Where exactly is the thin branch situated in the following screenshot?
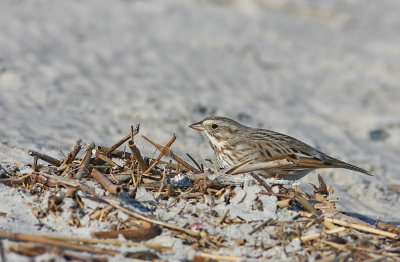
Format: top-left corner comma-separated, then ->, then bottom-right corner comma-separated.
142,135 -> 200,173
186,153 -> 202,172
250,172 -> 273,193
145,135 -> 176,173
103,124 -> 139,156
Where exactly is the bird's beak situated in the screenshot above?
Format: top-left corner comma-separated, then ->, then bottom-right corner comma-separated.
189,121 -> 205,131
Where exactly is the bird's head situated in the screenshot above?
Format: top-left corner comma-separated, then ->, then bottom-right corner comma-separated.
189,116 -> 244,148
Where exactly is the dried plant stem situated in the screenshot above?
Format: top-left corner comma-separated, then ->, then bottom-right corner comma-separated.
45,235 -> 171,252
28,150 -> 61,166
294,192 -> 321,216
376,221 -> 400,234
297,227 -> 348,242
0,151 -> 23,165
158,167 -> 167,193
0,230 -> 120,256
0,178 -> 24,186
37,172 -> 97,195
128,140 -> 148,171
108,201 -> 200,238
217,210 -> 230,225
91,169 -> 122,194
75,142 -> 95,180
250,172 -> 273,193
145,135 -> 176,173
103,124 -> 139,156
142,135 -> 200,173
92,149 -> 118,167
325,217 -> 398,239
186,153 -> 202,172
90,206 -> 113,221
60,138 -> 82,166
260,191 -> 293,199
198,252 -> 241,261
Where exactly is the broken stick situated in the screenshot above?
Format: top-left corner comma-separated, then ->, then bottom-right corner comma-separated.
91,169 -> 122,194
142,135 -> 200,173
75,142 -> 95,180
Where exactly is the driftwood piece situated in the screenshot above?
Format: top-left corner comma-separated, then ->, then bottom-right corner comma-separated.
91,169 -> 122,194
75,142 -> 95,180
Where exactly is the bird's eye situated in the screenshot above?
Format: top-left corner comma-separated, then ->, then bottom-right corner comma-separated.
211,124 -> 219,129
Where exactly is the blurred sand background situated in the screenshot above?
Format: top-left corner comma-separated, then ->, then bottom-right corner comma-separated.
0,0 -> 399,222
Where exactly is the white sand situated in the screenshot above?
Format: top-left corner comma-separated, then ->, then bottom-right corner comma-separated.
0,0 -> 399,260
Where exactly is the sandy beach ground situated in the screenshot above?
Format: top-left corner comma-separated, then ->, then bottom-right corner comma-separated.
0,0 -> 399,260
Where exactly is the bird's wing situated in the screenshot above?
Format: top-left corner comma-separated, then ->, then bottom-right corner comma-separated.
250,129 -> 372,176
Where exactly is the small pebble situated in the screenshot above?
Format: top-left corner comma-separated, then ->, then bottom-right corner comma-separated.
170,173 -> 193,188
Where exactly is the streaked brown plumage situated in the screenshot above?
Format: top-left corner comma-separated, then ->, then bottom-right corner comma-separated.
189,116 -> 372,180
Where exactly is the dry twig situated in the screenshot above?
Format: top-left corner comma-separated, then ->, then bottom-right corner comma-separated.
145,135 -> 176,173
103,124 -> 139,155
128,140 -> 148,171
28,150 -> 61,166
142,135 -> 200,173
91,169 -> 122,194
75,142 -> 95,180
325,217 -> 398,239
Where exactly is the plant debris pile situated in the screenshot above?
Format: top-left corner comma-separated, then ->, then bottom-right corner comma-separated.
0,125 -> 399,261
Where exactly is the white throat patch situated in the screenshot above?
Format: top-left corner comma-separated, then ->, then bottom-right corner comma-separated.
203,132 -> 223,150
